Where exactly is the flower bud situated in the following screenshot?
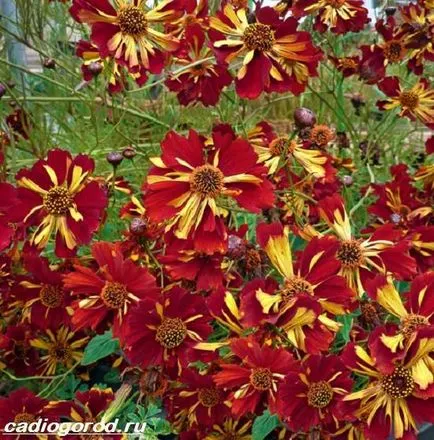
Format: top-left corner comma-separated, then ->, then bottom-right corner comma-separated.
130,217 -> 147,235
88,62 -> 103,77
122,146 -> 137,159
43,58 -> 56,69
106,151 -> 124,167
294,107 -> 316,128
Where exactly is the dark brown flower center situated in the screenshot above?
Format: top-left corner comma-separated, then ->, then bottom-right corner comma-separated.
381,366 -> 414,399
307,381 -> 334,408
270,137 -> 290,156
401,314 -> 429,340
49,344 -> 72,362
43,186 -> 73,215
118,6 -> 147,36
243,24 -> 275,52
156,317 -> 187,349
100,282 -> 128,309
190,164 -> 224,198
198,387 -> 221,407
337,240 -> 364,269
245,248 -> 262,271
384,41 -> 404,62
282,276 -> 314,302
399,91 -> 419,110
14,412 -> 36,424
250,367 -> 273,391
40,284 -> 64,308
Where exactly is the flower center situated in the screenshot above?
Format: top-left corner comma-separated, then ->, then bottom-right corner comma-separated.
307,381 -> 334,408
198,387 -> 221,407
401,314 -> 429,340
190,164 -> 224,198
381,366 -> 414,399
336,240 -> 364,269
250,367 -> 273,391
399,91 -> 419,110
118,6 -> 147,36
40,284 -> 64,308
156,317 -> 187,349
282,276 -> 314,302
384,41 -> 403,62
100,282 -> 128,309
326,0 -> 346,7
244,248 -> 262,271
340,57 -> 358,70
14,412 -> 36,424
43,186 -> 73,215
310,125 -> 334,147
270,137 -> 290,156
49,344 -> 72,362
243,24 -> 275,52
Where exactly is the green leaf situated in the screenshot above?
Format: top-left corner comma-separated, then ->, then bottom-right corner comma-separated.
252,410 -> 280,440
81,331 -> 120,366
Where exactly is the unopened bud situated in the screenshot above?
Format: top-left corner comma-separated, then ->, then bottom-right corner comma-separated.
294,107 -> 316,128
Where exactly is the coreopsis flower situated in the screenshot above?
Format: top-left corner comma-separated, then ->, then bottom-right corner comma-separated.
318,194 -> 417,296
160,233 -> 224,291
15,254 -> 72,329
166,369 -> 231,430
330,55 -> 360,77
0,182 -> 17,251
342,329 -> 434,439
30,327 -> 88,375
166,0 -> 209,36
277,355 -> 352,432
210,5 -> 322,99
366,273 -> 434,354
254,222 -> 355,319
144,127 -> 274,254
0,388 -> 52,439
76,40 -> 148,93
213,336 -> 297,417
292,0 -> 369,34
122,286 -> 212,369
15,149 -> 107,257
309,124 -> 335,148
0,325 -> 39,376
203,419 -> 252,440
377,76 -> 434,129
165,24 -> 232,106
69,0 -> 181,71
64,241 -> 158,338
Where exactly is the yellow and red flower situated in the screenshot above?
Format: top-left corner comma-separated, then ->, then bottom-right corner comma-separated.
70,0 -> 181,71
292,0 -> 369,34
277,355 -> 352,432
210,5 -> 322,99
165,24 -> 232,106
122,286 -> 212,369
15,149 -> 107,257
144,127 -> 274,254
318,194 -> 417,296
377,76 -> 434,129
166,369 -> 231,430
15,254 -> 72,329
342,328 -> 434,439
214,336 -> 297,417
64,241 -> 158,339
30,326 -> 88,376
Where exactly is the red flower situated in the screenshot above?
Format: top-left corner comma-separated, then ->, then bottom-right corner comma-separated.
64,241 -> 158,338
160,233 -> 224,291
70,0 -> 180,71
277,355 -> 352,432
165,369 -> 231,429
0,388 -> 53,439
293,0 -> 369,34
144,127 -> 274,254
122,286 -> 212,369
210,5 -> 322,99
330,55 -> 360,77
165,24 -> 232,106
214,336 -> 297,417
14,254 -> 72,329
0,182 -> 17,252
377,76 -> 434,129
15,149 -> 107,257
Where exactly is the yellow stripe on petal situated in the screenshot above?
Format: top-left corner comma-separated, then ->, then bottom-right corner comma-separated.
43,165 -> 58,186
57,216 -> 77,250
256,289 -> 282,314
18,177 -> 48,194
376,281 -> 407,319
264,228 -> 294,279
